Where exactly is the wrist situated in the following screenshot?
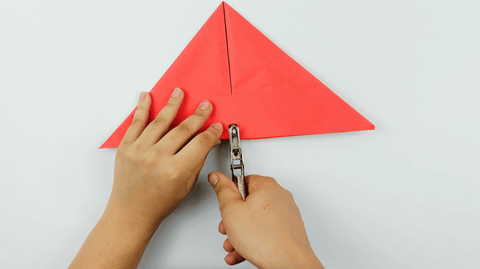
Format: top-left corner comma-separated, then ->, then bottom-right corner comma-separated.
70,201 -> 159,268
103,200 -> 161,237
298,252 -> 324,269
279,249 -> 323,269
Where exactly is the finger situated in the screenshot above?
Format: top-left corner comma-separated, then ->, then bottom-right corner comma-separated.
223,238 -> 234,252
208,172 -> 243,210
120,92 -> 151,146
136,88 -> 183,145
218,220 -> 226,235
225,250 -> 245,265
155,100 -> 213,154
245,174 -> 280,194
175,122 -> 223,166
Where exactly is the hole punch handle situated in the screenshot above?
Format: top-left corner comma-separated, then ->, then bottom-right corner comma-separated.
229,124 -> 247,200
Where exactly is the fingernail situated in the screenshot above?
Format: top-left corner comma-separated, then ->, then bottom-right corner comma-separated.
171,88 -> 181,98
214,140 -> 221,146
200,100 -> 210,110
140,92 -> 147,101
213,122 -> 223,131
208,173 -> 219,186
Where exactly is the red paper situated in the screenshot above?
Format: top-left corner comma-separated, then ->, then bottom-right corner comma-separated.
100,2 -> 374,149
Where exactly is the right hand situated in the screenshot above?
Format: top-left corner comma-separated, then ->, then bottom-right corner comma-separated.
208,172 -> 324,269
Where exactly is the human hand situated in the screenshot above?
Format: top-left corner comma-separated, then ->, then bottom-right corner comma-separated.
108,88 -> 223,229
69,89 -> 223,269
208,172 -> 324,269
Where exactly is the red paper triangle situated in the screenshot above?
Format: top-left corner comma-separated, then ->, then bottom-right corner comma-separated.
100,2 -> 374,149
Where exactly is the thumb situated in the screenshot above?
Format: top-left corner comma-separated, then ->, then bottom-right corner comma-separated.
208,172 -> 243,209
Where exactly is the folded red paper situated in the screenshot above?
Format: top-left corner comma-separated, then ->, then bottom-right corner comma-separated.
100,2 -> 374,149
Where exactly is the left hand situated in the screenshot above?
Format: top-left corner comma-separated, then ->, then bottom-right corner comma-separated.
107,88 -> 223,229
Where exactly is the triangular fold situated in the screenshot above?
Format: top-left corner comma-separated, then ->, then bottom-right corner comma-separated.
101,2 -> 374,149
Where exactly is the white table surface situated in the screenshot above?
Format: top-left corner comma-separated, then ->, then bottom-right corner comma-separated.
1,0 -> 479,268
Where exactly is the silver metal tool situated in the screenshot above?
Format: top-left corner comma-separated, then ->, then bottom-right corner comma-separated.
229,124 -> 247,200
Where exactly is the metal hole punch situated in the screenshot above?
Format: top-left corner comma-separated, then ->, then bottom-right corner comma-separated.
229,124 -> 247,200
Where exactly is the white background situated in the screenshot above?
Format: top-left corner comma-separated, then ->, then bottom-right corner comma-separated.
1,0 -> 479,268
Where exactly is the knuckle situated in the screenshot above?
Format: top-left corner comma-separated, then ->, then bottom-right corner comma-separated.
123,150 -> 137,163
135,106 -> 147,114
264,176 -> 278,185
138,157 -> 154,172
116,145 -> 132,159
129,142 -> 142,152
198,131 -> 216,147
266,176 -> 277,183
132,118 -> 146,126
177,123 -> 192,135
152,116 -> 167,126
151,146 -> 164,156
215,183 -> 230,193
122,144 -> 142,160
137,151 -> 161,172
284,189 -> 294,199
252,175 -> 277,188
135,106 -> 145,113
164,167 -> 181,180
